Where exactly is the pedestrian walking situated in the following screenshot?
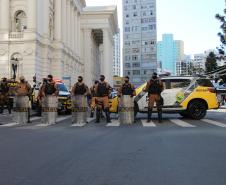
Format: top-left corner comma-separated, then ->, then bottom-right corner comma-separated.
143,72 -> 164,123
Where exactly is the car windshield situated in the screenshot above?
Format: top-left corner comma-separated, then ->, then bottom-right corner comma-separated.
57,84 -> 68,92
196,79 -> 213,87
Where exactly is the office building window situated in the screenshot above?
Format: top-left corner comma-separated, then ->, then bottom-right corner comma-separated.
133,70 -> 140,75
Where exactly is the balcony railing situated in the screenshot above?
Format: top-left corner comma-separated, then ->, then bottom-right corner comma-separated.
9,32 -> 24,39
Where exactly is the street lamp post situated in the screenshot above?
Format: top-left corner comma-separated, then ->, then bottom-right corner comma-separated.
11,57 -> 19,81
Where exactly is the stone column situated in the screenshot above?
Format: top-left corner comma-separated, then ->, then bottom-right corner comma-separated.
74,10 -> 78,56
54,0 -> 62,40
103,29 -> 113,85
70,3 -> 73,49
66,0 -> 70,47
27,0 -> 36,32
77,12 -> 81,58
62,0 -> 67,44
0,0 -> 9,32
72,8 -> 75,52
83,29 -> 92,86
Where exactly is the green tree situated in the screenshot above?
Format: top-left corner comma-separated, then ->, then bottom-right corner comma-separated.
215,9 -> 226,59
205,52 -> 217,73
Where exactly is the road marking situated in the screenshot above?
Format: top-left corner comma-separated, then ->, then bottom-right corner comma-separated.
87,118 -> 95,123
56,116 -> 71,123
0,122 -> 19,127
71,123 -> 86,127
106,120 -> 120,127
30,117 -> 41,122
202,119 -> 226,127
170,119 -> 196,127
141,119 -> 156,127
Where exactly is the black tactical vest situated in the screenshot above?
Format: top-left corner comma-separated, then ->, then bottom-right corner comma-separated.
0,82 -> 9,94
122,83 -> 133,95
97,82 -> 108,97
148,79 -> 161,95
74,83 -> 86,95
45,82 -> 56,95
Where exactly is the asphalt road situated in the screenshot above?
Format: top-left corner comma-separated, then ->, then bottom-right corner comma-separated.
0,110 -> 226,185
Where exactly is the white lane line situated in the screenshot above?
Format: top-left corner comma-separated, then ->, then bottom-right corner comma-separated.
202,119 -> 226,128
30,117 -> 41,121
141,119 -> 156,127
0,122 -> 19,127
35,116 -> 71,127
87,118 -> 95,123
170,119 -> 196,128
71,123 -> 86,127
106,120 -> 120,127
56,116 -> 71,123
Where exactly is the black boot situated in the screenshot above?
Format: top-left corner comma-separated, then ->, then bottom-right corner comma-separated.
105,108 -> 111,123
158,109 -> 162,123
95,108 -> 100,123
0,105 -> 3,114
27,108 -> 31,123
90,111 -> 94,118
7,103 -> 11,114
147,108 -> 152,123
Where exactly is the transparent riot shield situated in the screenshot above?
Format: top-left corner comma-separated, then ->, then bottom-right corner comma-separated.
119,95 -> 134,124
42,96 -> 58,125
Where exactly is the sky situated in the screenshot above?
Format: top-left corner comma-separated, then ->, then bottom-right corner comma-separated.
86,0 -> 225,55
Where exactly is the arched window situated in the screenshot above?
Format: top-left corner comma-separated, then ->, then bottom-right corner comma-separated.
14,11 -> 27,32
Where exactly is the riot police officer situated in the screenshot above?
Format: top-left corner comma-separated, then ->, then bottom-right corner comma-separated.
0,77 -> 11,114
95,75 -> 112,123
90,80 -> 99,118
41,75 -> 59,124
42,75 -> 58,97
118,76 -> 136,124
14,76 -> 32,124
143,72 -> 164,123
71,76 -> 89,124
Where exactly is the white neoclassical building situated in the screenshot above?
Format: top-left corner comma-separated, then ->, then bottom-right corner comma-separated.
0,0 -> 118,87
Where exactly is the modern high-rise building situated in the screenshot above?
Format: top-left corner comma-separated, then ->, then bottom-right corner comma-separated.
123,0 -> 157,87
157,34 -> 184,75
113,30 -> 121,76
193,53 -> 206,73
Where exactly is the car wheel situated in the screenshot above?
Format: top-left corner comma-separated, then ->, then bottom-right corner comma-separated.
188,100 -> 207,120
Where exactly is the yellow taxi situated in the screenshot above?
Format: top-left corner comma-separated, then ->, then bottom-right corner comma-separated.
110,77 -> 220,120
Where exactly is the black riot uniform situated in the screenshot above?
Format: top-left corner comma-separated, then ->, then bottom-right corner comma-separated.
0,78 -> 11,114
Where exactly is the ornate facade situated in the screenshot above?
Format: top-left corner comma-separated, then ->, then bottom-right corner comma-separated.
0,0 -> 118,87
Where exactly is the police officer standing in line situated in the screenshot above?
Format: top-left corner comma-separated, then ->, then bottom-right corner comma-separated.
71,76 -> 89,124
118,76 -> 136,124
143,72 -> 164,123
36,78 -> 47,116
15,76 -> 32,124
15,76 -> 32,97
41,75 -> 59,124
0,77 -> 11,114
90,80 -> 99,118
41,75 -> 58,97
71,76 -> 89,97
95,75 -> 112,123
